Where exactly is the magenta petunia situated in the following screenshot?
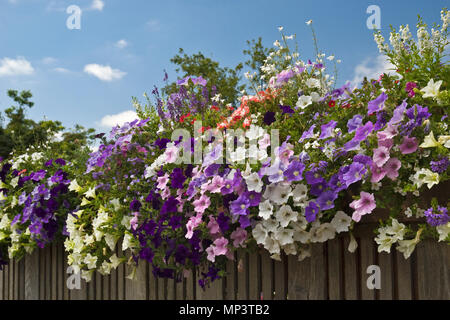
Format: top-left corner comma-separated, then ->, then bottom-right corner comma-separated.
399,136 -> 418,154
350,191 -> 376,222
372,146 -> 390,167
383,157 -> 401,180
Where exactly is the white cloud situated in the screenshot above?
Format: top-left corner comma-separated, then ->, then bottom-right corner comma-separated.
53,67 -> 70,73
83,64 -> 126,81
0,57 -> 34,77
99,110 -> 138,128
115,39 -> 128,49
351,55 -> 397,86
90,0 -> 104,11
42,57 -> 57,65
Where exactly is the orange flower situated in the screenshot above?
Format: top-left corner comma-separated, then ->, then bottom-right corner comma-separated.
18,169 -> 27,176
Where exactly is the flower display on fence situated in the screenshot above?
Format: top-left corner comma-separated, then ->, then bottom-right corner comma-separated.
0,10 -> 449,289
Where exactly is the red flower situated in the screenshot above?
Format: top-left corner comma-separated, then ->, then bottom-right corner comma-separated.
328,100 -> 336,108
211,105 -> 219,111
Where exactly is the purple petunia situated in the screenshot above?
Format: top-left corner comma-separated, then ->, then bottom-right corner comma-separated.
367,92 -> 388,114
347,115 -> 363,133
284,161 -> 305,182
230,196 -> 250,216
316,190 -> 338,210
305,201 -> 320,222
263,111 -> 276,126
318,120 -> 337,140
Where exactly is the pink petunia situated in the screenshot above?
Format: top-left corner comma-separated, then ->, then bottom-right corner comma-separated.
206,246 -> 216,262
383,157 -> 401,180
230,228 -> 248,248
377,125 -> 398,140
399,136 -> 418,154
157,174 -> 169,189
372,146 -> 390,167
213,237 -> 229,256
350,191 -> 376,222
378,138 -> 393,150
207,216 -> 220,235
192,194 -> 211,214
370,163 -> 387,183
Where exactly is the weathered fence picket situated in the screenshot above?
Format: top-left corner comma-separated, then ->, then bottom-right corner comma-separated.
0,234 -> 448,300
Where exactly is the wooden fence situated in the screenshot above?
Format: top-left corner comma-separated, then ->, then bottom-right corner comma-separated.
1,225 -> 449,300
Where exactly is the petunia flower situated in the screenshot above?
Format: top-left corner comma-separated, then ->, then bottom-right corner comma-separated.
367,92 -> 388,114
399,136 -> 418,154
372,146 -> 390,167
350,191 -> 376,222
383,157 -> 401,180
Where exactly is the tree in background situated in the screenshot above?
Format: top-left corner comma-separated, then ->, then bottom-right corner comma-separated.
0,90 -> 96,160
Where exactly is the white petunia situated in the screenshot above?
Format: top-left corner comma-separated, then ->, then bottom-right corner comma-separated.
420,79 -> 443,98
264,237 -> 280,254
305,78 -> 321,88
436,223 -> 450,242
270,184 -> 292,205
283,243 -> 297,255
291,184 -> 308,202
296,95 -> 312,109
252,223 -> 268,244
258,200 -> 273,220
274,227 -> 294,246
69,179 -> 82,193
84,253 -> 98,269
310,223 -> 335,243
331,211 -> 352,233
244,172 -> 263,193
84,187 -> 96,199
262,218 -> 279,233
275,205 -> 297,227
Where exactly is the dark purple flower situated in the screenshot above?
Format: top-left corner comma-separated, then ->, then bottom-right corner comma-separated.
170,168 -> 186,189
160,196 -> 179,215
217,212 -> 230,232
174,245 -> 189,265
279,104 -> 294,114
263,111 -> 276,126
154,138 -> 171,150
309,181 -> 327,197
55,158 -> 66,166
168,215 -> 183,229
239,216 -> 251,229
140,247 -> 154,263
130,199 -> 142,212
304,170 -> 325,185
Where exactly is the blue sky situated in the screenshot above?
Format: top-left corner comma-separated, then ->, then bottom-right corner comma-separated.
0,0 -> 447,133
